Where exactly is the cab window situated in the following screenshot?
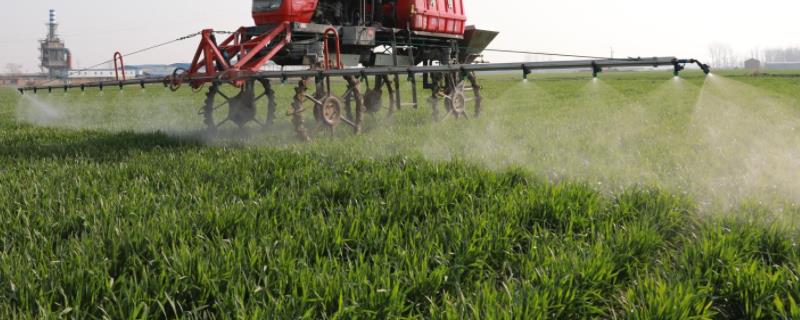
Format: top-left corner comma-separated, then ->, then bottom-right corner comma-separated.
253,0 -> 283,12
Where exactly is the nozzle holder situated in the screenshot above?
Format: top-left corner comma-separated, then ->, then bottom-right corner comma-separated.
673,62 -> 685,77
591,62 -> 602,78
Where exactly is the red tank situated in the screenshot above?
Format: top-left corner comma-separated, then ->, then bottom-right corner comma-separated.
395,0 -> 466,35
252,0 -> 318,25
252,0 -> 466,36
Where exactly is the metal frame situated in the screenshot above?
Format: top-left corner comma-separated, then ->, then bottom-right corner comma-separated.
185,22 -> 292,88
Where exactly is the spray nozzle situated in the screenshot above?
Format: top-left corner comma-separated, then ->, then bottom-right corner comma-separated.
699,63 -> 711,75
591,62 -> 602,78
522,65 -> 531,80
673,63 -> 685,77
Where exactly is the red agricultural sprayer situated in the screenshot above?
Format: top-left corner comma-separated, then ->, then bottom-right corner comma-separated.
18,0 -> 710,140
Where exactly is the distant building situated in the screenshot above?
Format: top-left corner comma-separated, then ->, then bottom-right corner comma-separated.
130,65 -> 180,78
68,69 -> 140,80
0,74 -> 51,87
0,76 -> 20,86
744,58 -> 761,70
764,62 -> 800,71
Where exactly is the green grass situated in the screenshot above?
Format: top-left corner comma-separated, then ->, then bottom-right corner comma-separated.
1,71 -> 799,319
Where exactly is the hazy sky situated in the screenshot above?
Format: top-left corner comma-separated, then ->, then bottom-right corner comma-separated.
1,0 -> 798,72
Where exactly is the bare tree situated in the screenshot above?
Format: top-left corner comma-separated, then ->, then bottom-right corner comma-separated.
4,63 -> 22,75
749,47 -> 763,61
709,43 -> 739,69
764,47 -> 800,63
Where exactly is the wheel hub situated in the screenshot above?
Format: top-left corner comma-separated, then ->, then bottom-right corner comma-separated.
449,82 -> 467,115
316,95 -> 342,127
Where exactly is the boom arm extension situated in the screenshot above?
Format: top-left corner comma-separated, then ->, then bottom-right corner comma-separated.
17,57 -> 710,94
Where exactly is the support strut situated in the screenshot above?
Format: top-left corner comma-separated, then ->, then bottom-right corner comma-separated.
344,75 -> 364,134
384,75 -> 396,116
430,73 -> 442,120
466,72 -> 482,117
203,83 -> 219,133
291,78 -> 310,141
258,79 -> 277,125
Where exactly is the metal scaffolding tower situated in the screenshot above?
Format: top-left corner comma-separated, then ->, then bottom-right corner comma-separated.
39,9 -> 71,79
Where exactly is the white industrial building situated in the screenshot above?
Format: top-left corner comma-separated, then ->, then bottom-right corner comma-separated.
68,69 -> 140,79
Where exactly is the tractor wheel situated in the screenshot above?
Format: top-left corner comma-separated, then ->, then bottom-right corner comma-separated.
203,80 -> 258,132
448,81 -> 467,118
227,82 -> 257,128
440,72 -> 481,120
309,76 -> 363,137
364,89 -> 383,114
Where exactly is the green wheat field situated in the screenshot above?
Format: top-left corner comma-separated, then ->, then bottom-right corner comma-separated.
1,71 -> 799,318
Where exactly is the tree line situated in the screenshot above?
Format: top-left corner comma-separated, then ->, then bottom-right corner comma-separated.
708,44 -> 800,69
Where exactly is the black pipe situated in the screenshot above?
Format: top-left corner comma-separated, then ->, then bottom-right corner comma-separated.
697,62 -> 711,74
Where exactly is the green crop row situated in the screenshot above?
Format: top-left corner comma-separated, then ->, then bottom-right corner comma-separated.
1,72 -> 799,319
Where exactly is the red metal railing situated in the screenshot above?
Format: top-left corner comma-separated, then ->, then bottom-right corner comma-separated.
322,27 -> 343,70
113,52 -> 126,81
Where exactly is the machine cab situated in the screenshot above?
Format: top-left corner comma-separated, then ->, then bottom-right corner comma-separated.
252,0 -> 318,25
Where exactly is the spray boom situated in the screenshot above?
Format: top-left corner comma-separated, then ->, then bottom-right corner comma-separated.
673,59 -> 712,76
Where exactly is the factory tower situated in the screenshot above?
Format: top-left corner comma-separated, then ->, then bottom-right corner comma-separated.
39,9 -> 71,79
